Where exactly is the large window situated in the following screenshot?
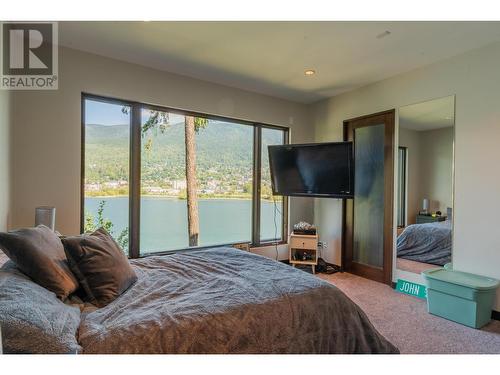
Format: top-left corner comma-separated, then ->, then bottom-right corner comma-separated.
82,99 -> 130,254
82,94 -> 288,257
260,127 -> 285,242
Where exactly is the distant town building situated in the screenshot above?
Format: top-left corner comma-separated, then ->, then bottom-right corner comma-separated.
172,179 -> 187,190
104,181 -> 120,188
144,187 -> 168,194
85,183 -> 101,192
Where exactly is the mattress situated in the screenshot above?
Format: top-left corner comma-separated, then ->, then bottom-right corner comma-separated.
397,221 -> 452,266
77,247 -> 398,354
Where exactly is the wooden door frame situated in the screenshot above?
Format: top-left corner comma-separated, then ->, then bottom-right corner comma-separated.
342,109 -> 395,285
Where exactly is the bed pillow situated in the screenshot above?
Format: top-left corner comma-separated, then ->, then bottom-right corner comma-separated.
0,225 -> 79,300
61,228 -> 137,307
0,266 -> 82,354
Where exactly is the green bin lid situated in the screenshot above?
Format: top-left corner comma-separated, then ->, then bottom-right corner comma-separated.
422,268 -> 499,290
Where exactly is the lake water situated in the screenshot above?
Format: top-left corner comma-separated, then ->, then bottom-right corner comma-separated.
85,197 -> 282,254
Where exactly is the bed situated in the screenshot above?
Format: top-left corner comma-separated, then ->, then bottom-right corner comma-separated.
396,220 -> 452,266
1,247 -> 398,354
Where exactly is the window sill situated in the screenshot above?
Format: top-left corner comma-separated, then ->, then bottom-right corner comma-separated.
250,240 -> 287,249
132,240 -> 287,259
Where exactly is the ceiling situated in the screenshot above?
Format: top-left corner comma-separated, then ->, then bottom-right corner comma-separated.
59,22 -> 500,103
399,95 -> 455,131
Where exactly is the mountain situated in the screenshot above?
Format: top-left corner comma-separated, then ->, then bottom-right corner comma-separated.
85,120 -> 282,188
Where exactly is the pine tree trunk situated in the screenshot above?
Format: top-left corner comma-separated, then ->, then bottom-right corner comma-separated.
184,116 -> 199,247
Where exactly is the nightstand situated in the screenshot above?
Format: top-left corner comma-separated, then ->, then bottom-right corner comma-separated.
416,214 -> 446,224
289,233 -> 318,274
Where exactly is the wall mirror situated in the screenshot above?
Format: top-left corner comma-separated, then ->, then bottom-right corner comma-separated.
396,95 -> 455,275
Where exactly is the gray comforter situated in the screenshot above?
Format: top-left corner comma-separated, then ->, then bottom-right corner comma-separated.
397,221 -> 452,266
78,248 -> 397,354
0,262 -> 82,354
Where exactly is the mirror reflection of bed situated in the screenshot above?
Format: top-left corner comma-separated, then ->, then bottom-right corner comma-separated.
396,96 -> 455,275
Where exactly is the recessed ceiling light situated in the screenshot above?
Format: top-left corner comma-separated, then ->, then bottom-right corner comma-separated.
305,69 -> 316,76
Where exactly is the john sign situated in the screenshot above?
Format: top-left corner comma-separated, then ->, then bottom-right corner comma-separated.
396,279 -> 427,299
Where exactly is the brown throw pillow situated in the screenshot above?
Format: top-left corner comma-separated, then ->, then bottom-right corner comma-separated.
61,228 -> 137,307
0,225 -> 79,300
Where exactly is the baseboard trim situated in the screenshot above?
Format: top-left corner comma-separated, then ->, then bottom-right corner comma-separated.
492,310 -> 500,321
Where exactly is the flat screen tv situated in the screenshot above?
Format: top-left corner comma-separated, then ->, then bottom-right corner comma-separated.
268,142 -> 354,198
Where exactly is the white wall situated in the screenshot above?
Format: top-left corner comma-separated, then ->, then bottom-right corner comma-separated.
312,41 -> 500,310
399,127 -> 422,225
10,46 -> 314,259
0,90 -> 11,231
399,127 -> 454,223
419,127 -> 454,214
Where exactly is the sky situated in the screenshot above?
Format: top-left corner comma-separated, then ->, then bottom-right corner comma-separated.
83,98 -> 281,140
85,99 -> 129,125
85,98 -> 185,126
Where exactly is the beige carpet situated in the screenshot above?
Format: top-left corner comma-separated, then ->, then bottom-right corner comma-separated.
396,258 -> 439,274
318,271 -> 500,354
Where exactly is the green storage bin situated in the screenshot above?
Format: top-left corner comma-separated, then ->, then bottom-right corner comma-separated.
422,268 -> 499,328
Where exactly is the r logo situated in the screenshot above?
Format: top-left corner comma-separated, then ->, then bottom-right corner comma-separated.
1,22 -> 58,89
2,23 -> 53,75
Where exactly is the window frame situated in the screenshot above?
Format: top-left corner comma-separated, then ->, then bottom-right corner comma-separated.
81,92 -> 289,258
255,125 -> 289,244
397,146 -> 408,227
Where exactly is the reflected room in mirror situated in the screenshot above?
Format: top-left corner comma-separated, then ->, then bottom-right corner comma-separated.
396,96 -> 455,274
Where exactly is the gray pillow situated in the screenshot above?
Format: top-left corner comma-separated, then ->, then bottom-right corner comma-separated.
61,228 -> 137,307
0,267 -> 82,354
0,225 -> 79,300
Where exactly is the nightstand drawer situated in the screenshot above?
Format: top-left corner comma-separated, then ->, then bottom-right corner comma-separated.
290,237 -> 317,249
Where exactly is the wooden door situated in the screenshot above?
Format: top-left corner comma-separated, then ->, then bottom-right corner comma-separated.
343,110 -> 395,285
